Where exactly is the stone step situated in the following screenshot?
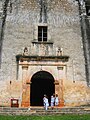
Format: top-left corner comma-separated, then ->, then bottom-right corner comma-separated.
0,111 -> 90,115
0,107 -> 90,115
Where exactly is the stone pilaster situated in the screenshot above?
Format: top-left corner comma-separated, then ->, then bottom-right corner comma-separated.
21,64 -> 30,107
57,67 -> 64,107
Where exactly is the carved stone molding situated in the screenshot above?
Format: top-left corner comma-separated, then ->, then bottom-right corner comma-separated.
22,65 -> 28,70
16,55 -> 69,62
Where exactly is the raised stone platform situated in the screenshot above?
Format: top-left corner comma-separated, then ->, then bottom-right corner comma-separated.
0,106 -> 90,115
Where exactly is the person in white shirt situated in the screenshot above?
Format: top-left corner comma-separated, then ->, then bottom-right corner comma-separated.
55,94 -> 59,106
51,94 -> 55,109
43,95 -> 49,110
43,94 -> 46,108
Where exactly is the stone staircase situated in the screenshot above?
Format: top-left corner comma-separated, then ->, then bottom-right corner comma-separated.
0,106 -> 90,115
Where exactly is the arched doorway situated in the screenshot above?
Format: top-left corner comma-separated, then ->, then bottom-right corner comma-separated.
30,71 -> 55,106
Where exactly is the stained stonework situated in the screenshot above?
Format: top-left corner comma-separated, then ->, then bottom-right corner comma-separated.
64,80 -> 90,106
0,0 -> 90,107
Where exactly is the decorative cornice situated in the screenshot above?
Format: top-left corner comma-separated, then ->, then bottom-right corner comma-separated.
16,54 -> 69,62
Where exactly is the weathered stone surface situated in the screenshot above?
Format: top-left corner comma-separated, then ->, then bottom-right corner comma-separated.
0,0 -> 90,107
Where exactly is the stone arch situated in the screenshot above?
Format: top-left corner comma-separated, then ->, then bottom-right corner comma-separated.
30,70 -> 55,106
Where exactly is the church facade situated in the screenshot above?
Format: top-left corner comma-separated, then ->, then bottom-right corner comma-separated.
0,0 -> 90,107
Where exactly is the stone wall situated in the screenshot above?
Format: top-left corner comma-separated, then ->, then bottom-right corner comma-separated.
1,0 -> 85,81
0,0 -> 90,107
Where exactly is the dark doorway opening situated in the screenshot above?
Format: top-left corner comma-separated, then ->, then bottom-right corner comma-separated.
30,71 -> 55,106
